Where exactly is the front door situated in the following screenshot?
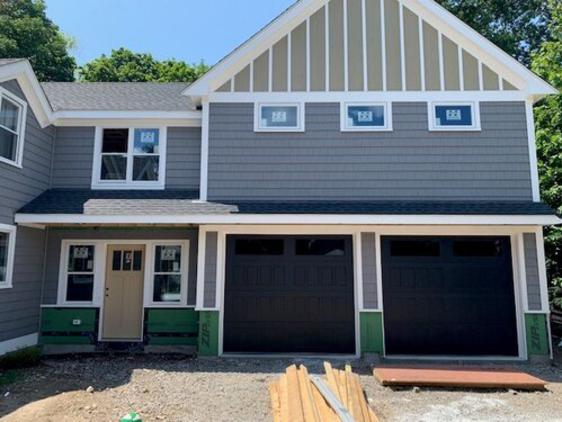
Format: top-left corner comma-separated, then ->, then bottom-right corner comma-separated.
102,245 -> 145,341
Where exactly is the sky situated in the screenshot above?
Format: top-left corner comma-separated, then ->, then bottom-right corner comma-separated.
44,0 -> 296,66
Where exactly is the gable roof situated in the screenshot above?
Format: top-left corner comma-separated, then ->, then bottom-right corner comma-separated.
183,0 -> 557,99
0,59 -> 54,127
41,82 -> 194,112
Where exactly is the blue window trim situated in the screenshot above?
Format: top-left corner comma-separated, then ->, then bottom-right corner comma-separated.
428,101 -> 481,131
341,102 -> 393,132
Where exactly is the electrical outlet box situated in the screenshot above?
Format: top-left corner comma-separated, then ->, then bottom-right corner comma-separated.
72,319 -> 82,326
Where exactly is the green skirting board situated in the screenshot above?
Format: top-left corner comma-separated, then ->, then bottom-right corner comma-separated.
198,311 -> 219,356
360,312 -> 384,354
525,313 -> 550,356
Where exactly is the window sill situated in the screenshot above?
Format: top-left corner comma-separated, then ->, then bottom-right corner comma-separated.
0,284 -> 13,290
428,127 -> 482,132
91,182 -> 165,191
341,127 -> 393,132
144,303 -> 191,308
0,156 -> 22,169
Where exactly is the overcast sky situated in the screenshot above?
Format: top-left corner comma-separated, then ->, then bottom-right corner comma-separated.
44,0 -> 295,65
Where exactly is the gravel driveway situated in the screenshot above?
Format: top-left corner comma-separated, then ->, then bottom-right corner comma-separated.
1,354 -> 561,421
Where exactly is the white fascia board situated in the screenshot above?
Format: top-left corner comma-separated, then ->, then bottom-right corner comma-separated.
14,213 -> 562,226
183,0 -> 326,96
0,60 -> 54,127
53,110 -> 201,120
404,0 -> 557,97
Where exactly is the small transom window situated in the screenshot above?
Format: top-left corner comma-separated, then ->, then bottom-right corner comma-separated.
255,103 -> 304,132
429,102 -> 480,131
93,127 -> 166,189
0,87 -> 27,167
341,103 -> 392,131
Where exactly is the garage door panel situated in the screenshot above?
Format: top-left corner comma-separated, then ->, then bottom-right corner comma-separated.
382,236 -> 518,356
224,235 -> 355,354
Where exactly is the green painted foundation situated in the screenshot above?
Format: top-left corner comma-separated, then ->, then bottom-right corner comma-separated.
525,313 -> 550,356
40,308 -> 99,345
360,312 -> 384,355
198,311 -> 220,356
145,308 -> 199,346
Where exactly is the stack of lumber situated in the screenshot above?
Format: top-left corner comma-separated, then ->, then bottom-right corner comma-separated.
269,363 -> 379,422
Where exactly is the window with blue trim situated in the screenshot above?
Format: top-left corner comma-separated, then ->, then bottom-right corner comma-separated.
430,103 -> 480,130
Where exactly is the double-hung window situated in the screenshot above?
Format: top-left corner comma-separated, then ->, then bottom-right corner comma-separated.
0,87 -> 27,167
0,224 -> 16,289
93,127 -> 166,189
148,241 -> 189,306
429,102 -> 481,131
341,102 -> 392,131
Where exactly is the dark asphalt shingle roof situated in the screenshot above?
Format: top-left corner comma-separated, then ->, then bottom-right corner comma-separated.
40,82 -> 193,112
18,189 -> 557,216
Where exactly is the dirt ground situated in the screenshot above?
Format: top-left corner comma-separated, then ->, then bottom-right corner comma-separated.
1,349 -> 562,422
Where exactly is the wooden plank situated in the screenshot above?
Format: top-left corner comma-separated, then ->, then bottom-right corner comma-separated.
310,381 -> 339,422
344,366 -> 362,420
279,372 -> 290,422
310,375 -> 355,422
286,365 -> 305,422
297,366 -> 320,422
323,362 -> 342,402
269,381 -> 282,422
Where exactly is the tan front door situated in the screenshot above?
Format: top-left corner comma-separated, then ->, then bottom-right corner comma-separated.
102,245 -> 145,341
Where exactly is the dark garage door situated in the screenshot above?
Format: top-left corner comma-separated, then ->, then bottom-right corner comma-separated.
223,235 -> 355,354
382,236 -> 518,356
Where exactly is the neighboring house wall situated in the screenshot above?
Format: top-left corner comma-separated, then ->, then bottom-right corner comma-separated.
0,79 -> 55,224
0,227 -> 46,342
50,126 -> 201,190
207,102 -> 532,201
42,227 -> 199,306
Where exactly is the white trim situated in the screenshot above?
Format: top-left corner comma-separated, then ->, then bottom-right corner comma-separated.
525,99 -> 541,202
209,90 -> 532,103
52,110 -> 201,122
254,102 -> 305,132
510,233 -> 527,359
287,30 -> 292,91
478,60 -> 484,91
143,240 -> 190,307
15,213 -> 561,226
354,232 -> 364,311
268,48 -> 274,92
380,0 -> 387,92
343,0 -> 349,92
375,233 -> 384,310
438,33 -> 444,90
399,1 -> 406,91
428,101 -> 481,131
91,126 -> 167,190
418,15 -> 426,92
195,228 -> 207,310
0,86 -> 28,168
249,61 -> 254,93
199,100 -> 210,201
306,17 -> 311,92
361,0 -> 368,92
0,223 -> 16,289
458,44 -> 465,91
534,228 -> 550,312
325,3 -> 330,92
0,333 -> 38,356
340,101 -> 393,132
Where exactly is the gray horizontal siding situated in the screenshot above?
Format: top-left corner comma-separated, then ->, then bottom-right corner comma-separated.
51,126 -> 201,190
0,79 -> 55,224
523,233 -> 542,311
42,227 -> 199,306
203,232 -> 218,308
207,102 -> 532,201
0,227 -> 45,342
51,127 -> 95,188
361,233 -> 378,309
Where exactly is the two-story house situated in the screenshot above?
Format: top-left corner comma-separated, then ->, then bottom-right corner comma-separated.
0,0 -> 559,360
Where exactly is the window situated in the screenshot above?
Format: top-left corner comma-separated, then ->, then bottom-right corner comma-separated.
254,103 -> 304,132
296,239 -> 345,256
390,240 -> 440,257
341,103 -> 392,131
0,224 -> 16,289
453,240 -> 503,257
429,102 -> 481,131
149,242 -> 189,305
235,239 -> 284,255
0,87 -> 27,167
93,127 -> 166,189
64,244 -> 95,302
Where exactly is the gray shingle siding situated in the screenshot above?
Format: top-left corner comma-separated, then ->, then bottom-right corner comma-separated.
0,80 -> 55,225
50,126 -> 201,190
523,233 -> 543,311
361,233 -> 378,309
203,232 -> 218,308
207,102 -> 532,201
0,227 -> 46,342
42,227 -> 199,306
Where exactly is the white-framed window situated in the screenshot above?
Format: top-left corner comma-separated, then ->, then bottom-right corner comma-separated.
254,103 -> 305,132
341,102 -> 393,132
58,241 -> 100,304
146,240 -> 189,306
0,224 -> 16,289
0,86 -> 27,168
92,126 -> 167,189
428,102 -> 481,131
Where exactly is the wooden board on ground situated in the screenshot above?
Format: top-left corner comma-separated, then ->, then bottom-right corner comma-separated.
373,367 -> 547,391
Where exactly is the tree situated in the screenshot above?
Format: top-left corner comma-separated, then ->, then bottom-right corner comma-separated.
436,0 -> 552,66
532,0 -> 562,295
79,48 -> 209,83
0,0 -> 76,81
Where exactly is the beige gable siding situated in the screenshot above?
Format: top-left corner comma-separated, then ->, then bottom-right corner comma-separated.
224,0 -> 520,93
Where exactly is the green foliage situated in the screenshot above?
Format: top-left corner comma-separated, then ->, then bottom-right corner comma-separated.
0,369 -> 24,388
0,0 -> 76,81
79,48 -> 209,83
435,0 -> 552,66
532,0 -> 562,289
0,346 -> 41,370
